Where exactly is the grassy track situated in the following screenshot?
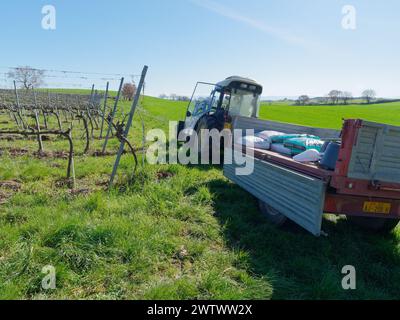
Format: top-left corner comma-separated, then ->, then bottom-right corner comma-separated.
0,95 -> 399,299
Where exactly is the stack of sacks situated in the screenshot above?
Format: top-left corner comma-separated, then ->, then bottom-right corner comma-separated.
236,130 -> 284,150
270,134 -> 319,144
266,134 -> 323,157
236,131 -> 325,164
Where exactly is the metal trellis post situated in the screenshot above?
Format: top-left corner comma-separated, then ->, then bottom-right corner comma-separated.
109,66 -> 148,188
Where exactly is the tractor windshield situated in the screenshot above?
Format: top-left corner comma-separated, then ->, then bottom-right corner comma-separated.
228,89 -> 260,118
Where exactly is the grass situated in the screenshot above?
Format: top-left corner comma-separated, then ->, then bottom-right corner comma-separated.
260,101 -> 400,128
0,94 -> 399,299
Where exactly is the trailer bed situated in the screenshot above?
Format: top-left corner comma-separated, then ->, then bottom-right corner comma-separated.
240,145 -> 333,181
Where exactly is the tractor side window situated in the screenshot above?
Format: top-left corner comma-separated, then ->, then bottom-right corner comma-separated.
221,92 -> 231,110
210,91 -> 221,113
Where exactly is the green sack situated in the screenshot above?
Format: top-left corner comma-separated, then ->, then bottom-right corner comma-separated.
284,137 -> 325,155
270,134 -> 320,144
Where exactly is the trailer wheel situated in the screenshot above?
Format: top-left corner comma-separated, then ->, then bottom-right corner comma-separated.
348,216 -> 400,233
258,200 -> 287,227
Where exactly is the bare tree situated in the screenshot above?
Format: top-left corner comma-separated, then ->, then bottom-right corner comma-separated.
170,93 -> 177,101
159,93 -> 167,99
122,82 -> 137,101
7,66 -> 45,89
341,91 -> 353,105
362,89 -> 376,104
296,95 -> 310,106
328,90 -> 342,104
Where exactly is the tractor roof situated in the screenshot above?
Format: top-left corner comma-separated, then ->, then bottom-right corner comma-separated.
216,76 -> 263,94
216,76 -> 260,88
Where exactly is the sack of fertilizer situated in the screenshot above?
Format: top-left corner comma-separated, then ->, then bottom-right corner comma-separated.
283,137 -> 325,155
293,149 -> 321,163
236,135 -> 270,150
270,143 -> 292,156
255,130 -> 284,143
270,134 -> 320,144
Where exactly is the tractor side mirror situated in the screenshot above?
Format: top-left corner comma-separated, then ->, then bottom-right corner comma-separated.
186,111 -> 192,117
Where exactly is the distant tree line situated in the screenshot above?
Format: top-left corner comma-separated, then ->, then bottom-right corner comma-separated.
295,89 -> 377,106
159,93 -> 190,101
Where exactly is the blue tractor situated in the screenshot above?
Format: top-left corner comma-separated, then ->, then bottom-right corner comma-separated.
177,76 -> 263,147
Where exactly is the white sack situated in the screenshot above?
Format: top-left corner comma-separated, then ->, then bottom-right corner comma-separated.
236,135 -> 271,150
293,149 -> 321,163
255,130 -> 284,142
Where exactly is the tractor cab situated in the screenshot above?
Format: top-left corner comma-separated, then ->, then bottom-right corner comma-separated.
178,76 -> 263,141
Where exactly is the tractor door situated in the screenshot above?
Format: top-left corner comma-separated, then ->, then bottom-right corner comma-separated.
180,82 -> 218,137
185,97 -> 211,130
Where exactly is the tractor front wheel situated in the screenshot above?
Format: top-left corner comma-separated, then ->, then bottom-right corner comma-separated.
196,116 -> 221,163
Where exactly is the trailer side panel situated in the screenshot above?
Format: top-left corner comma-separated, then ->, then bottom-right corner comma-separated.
224,151 -> 327,236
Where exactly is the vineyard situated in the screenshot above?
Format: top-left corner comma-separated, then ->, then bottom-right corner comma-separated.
0,67 -> 148,191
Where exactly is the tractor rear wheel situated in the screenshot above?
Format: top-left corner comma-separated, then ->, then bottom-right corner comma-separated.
347,216 -> 400,233
258,200 -> 287,227
196,116 -> 222,164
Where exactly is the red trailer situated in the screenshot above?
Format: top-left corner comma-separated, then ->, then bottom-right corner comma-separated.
224,117 -> 400,236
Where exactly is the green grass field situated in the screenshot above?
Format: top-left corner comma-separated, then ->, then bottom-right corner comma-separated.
260,101 -> 400,128
0,95 -> 399,299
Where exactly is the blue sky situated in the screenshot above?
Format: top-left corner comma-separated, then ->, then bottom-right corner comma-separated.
0,0 -> 399,98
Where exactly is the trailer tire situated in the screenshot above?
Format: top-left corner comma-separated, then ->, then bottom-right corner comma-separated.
258,200 -> 287,227
348,216 -> 400,233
